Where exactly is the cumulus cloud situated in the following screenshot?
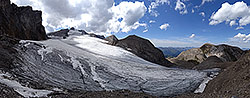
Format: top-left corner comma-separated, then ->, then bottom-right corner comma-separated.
11,0 -> 147,34
148,0 -> 170,17
209,1 -> 250,29
233,33 -> 250,42
175,0 -> 188,15
199,12 -> 205,17
189,34 -> 195,38
160,23 -> 170,30
229,20 -> 237,26
227,33 -> 250,48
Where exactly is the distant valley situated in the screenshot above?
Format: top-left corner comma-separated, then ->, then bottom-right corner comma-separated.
158,47 -> 195,57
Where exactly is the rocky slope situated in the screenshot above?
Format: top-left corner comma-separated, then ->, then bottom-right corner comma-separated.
173,51 -> 250,98
0,0 -> 47,40
105,35 -> 173,67
175,43 -> 244,63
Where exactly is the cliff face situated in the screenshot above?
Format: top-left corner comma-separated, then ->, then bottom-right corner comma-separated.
0,0 -> 47,40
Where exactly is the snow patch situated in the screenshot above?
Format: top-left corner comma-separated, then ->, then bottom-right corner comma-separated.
0,73 -> 53,98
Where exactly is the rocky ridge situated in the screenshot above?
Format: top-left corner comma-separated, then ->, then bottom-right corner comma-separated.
169,43 -> 245,69
105,35 -> 173,67
175,43 -> 244,63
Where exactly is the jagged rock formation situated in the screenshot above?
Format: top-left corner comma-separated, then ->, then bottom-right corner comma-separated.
174,43 -> 244,63
0,0 -> 47,40
115,35 -> 173,67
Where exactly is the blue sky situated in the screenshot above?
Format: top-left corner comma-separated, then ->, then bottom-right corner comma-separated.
11,0 -> 250,48
113,0 -> 250,48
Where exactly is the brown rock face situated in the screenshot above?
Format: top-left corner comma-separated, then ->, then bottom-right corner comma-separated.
0,0 -> 47,40
115,35 -> 173,67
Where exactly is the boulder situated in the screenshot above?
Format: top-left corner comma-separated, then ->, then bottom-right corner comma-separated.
0,0 -> 47,40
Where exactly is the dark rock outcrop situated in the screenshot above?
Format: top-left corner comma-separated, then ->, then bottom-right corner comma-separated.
105,35 -> 118,45
47,29 -> 70,39
89,33 -> 105,39
114,35 -> 173,67
0,35 -> 19,71
0,0 -> 47,40
192,56 -> 224,70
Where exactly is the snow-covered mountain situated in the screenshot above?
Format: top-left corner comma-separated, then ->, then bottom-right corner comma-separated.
0,30 -> 212,97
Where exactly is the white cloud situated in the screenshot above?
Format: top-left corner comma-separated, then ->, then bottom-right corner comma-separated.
143,29 -> 148,33
236,27 -> 244,30
109,1 -> 147,33
233,33 -> 250,42
226,33 -> 250,48
148,0 -> 170,17
229,20 -> 237,26
201,0 -> 213,5
192,9 -> 195,13
209,1 -> 250,28
11,0 -> 147,34
189,34 -> 195,38
175,0 -> 188,15
199,12 -> 205,17
160,23 -> 170,30
149,20 -> 156,23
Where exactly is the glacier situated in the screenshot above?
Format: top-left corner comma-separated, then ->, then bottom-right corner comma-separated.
9,30 -> 208,97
